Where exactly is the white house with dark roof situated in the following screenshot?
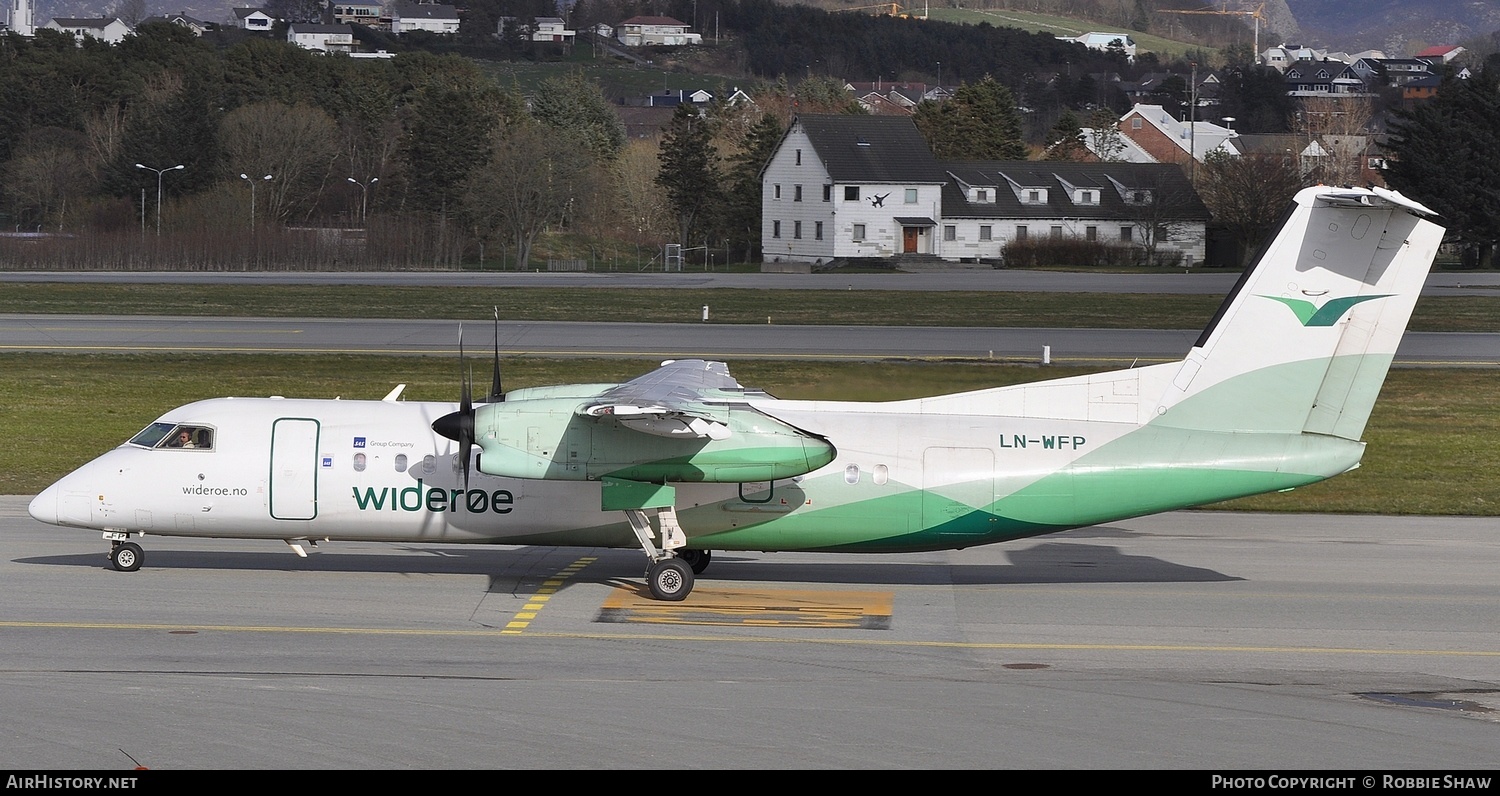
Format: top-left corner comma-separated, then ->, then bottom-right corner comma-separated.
43,16 -> 131,43
1073,31 -> 1136,62
760,114 -> 947,262
232,7 -> 275,30
288,22 -> 354,51
762,114 -> 1209,265
392,4 -> 459,34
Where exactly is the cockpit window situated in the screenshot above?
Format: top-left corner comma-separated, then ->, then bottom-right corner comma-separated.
129,423 -> 214,451
128,422 -> 174,448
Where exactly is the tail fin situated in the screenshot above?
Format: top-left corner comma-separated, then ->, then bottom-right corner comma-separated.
1154,186 -> 1444,439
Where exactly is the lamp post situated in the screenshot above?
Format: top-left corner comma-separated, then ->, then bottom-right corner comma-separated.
347,176 -> 378,224
239,173 -> 273,230
135,163 -> 184,236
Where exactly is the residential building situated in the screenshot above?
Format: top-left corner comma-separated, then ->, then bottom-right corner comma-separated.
43,17 -> 131,44
1073,31 -> 1136,61
142,12 -> 212,35
331,2 -> 384,27
391,4 -> 459,34
532,16 -> 574,42
760,114 -> 1209,265
287,22 -> 354,51
1118,104 -> 1237,165
1282,59 -> 1370,96
615,16 -> 700,46
231,7 -> 276,30
761,114 -> 946,263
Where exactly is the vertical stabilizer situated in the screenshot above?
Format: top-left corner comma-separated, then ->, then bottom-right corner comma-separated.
1152,186 -> 1444,438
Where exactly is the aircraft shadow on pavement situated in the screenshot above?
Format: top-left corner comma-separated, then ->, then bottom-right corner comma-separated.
20,540 -> 1239,587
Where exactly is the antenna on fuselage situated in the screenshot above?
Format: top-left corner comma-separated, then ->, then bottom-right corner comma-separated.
487,306 -> 504,403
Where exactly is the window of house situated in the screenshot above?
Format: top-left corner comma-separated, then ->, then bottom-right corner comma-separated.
944,225 -> 956,241
1079,190 -> 1094,204
773,184 -> 781,200
852,224 -> 865,241
979,225 -> 992,241
905,188 -> 918,203
1131,117 -> 1142,129
1027,190 -> 1040,202
1120,226 -> 1133,242
1016,225 -> 1027,241
772,220 -> 781,238
815,221 -> 823,240
795,148 -> 802,165
976,189 -> 989,202
793,220 -> 802,239
823,184 -> 832,202
1050,225 -> 1063,240
845,186 -> 860,201
794,184 -> 802,202
1086,226 -> 1097,241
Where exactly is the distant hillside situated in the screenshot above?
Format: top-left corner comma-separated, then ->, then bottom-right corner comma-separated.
1287,0 -> 1500,54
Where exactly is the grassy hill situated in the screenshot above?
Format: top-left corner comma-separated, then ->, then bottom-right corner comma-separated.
923,7 -> 1206,60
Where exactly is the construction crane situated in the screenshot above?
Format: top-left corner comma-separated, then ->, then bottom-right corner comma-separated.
1159,2 -> 1266,56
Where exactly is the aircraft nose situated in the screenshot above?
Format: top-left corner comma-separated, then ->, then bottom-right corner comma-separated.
28,483 -> 59,525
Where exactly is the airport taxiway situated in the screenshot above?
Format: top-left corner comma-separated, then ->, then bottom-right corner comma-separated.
3,497 -> 1497,769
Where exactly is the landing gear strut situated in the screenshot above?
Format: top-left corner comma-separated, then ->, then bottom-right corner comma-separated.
625,506 -> 695,601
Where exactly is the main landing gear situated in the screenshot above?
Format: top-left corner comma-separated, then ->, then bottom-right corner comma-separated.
107,533 -> 143,572
624,506 -> 711,601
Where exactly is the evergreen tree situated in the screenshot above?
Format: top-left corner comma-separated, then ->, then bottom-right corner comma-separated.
1042,111 -> 1088,161
723,112 -> 783,262
530,71 -> 626,163
656,104 -> 723,248
1384,69 -> 1500,268
912,76 -> 1026,160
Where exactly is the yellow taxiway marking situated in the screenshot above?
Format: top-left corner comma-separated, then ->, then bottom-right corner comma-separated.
3,620 -> 1499,658
498,556 -> 596,634
598,587 -> 893,629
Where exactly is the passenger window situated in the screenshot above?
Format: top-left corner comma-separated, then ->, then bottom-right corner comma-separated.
394,454 -> 408,473
844,464 -> 860,484
873,464 -> 889,485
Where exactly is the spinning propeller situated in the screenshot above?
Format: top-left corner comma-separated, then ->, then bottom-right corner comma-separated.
431,309 -> 505,487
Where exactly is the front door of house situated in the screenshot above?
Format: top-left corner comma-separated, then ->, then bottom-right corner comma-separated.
903,227 -> 919,253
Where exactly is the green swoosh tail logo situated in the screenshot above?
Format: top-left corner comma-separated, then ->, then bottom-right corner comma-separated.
1259,294 -> 1393,326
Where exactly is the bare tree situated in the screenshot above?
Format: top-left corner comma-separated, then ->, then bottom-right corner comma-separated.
1198,151 -> 1305,266
1293,95 -> 1375,186
110,0 -> 147,27
3,128 -> 93,231
219,101 -> 341,224
463,123 -> 597,270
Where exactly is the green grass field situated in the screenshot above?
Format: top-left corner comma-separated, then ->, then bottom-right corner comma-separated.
4,283 -> 1499,332
4,353 -> 1497,516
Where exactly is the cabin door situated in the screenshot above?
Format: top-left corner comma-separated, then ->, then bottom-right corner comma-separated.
270,418 -> 320,520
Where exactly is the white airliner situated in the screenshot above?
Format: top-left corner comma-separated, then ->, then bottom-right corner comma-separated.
29,186 -> 1444,600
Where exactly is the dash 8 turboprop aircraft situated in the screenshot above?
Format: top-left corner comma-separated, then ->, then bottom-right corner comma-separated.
30,186 -> 1444,600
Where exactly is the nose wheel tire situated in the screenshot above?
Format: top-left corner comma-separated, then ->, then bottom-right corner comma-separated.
110,542 -> 143,572
647,557 -> 693,601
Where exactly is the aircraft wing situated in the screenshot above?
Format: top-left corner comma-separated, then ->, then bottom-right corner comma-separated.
578,359 -> 743,440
